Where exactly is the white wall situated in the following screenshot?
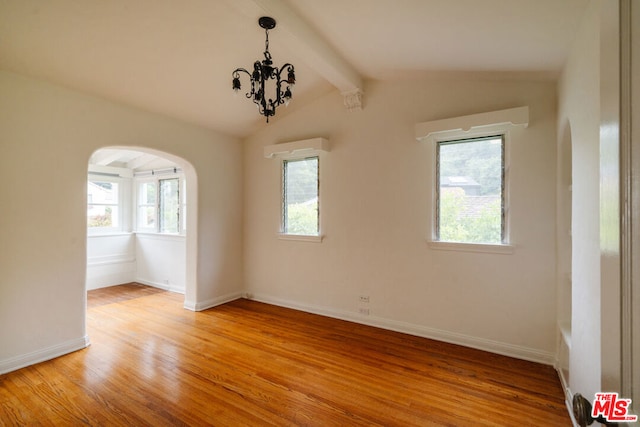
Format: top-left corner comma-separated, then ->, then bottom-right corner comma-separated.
86,234 -> 136,290
86,233 -> 187,294
0,70 -> 243,373
244,74 -> 558,363
557,0 -> 623,403
558,0 -> 601,401
136,233 -> 186,293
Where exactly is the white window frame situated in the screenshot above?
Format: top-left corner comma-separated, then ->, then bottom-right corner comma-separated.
181,178 -> 187,233
87,167 -> 132,235
136,179 -> 158,233
135,173 -> 186,235
264,138 -> 329,243
281,156 -> 320,240
415,107 -> 528,254
434,133 -> 510,252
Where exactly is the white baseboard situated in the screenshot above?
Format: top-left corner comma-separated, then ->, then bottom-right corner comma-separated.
251,293 -> 556,365
184,292 -> 242,312
556,366 -> 579,427
0,335 -> 91,375
135,278 -> 185,294
564,389 -> 579,427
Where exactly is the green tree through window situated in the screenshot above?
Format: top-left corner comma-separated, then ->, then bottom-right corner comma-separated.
159,178 -> 179,233
87,180 -> 119,229
283,157 -> 319,236
437,136 -> 504,244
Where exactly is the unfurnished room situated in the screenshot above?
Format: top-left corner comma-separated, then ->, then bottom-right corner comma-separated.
1,1 -> 639,426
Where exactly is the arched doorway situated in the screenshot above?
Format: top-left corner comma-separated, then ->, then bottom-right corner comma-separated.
86,146 -> 197,306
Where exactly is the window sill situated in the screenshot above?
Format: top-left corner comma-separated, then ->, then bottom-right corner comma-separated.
135,232 -> 186,241
135,231 -> 185,236
278,234 -> 323,243
87,231 -> 133,238
428,240 -> 514,254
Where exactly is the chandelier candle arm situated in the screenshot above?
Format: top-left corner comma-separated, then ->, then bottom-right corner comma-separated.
231,17 -> 296,123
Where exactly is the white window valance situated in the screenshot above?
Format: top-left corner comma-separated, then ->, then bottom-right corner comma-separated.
415,106 -> 529,144
264,138 -> 330,159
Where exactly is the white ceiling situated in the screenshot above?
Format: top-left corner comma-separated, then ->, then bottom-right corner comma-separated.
89,148 -> 178,172
0,0 -> 588,138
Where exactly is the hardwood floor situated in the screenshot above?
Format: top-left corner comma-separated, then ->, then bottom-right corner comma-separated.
86,282 -> 167,309
0,284 -> 571,426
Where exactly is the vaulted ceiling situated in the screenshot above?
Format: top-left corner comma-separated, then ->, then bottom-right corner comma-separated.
0,0 -> 589,138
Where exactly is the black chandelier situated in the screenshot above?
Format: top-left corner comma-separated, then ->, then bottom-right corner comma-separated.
232,16 -> 296,123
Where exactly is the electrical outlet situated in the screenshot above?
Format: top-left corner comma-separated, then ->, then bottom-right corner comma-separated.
359,308 -> 370,315
359,295 -> 370,303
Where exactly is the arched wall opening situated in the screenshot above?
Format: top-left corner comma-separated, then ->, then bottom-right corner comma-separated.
86,146 -> 198,306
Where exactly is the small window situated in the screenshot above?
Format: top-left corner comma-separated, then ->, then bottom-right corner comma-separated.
136,176 -> 184,234
282,156 -> 319,236
159,178 -> 179,233
436,135 -> 505,244
138,181 -> 157,230
87,180 -> 120,229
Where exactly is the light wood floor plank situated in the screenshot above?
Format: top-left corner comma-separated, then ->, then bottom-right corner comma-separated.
0,284 -> 571,426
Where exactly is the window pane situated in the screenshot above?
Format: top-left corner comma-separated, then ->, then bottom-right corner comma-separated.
438,136 -> 503,244
159,178 -> 179,233
88,181 -> 118,204
139,206 -> 157,229
140,182 -> 156,204
87,205 -> 119,228
87,180 -> 119,228
283,157 -> 319,235
182,179 -> 187,232
137,181 -> 157,230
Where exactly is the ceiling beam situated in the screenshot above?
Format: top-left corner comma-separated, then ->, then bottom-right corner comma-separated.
90,150 -> 124,167
126,153 -> 158,171
224,0 -> 364,110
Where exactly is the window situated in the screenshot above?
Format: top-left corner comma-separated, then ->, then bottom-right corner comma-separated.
138,181 -> 157,229
264,137 -> 328,241
159,178 -> 179,233
436,135 -> 505,244
282,156 -> 319,236
87,179 -> 120,229
136,176 -> 185,234
416,106 -> 526,251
